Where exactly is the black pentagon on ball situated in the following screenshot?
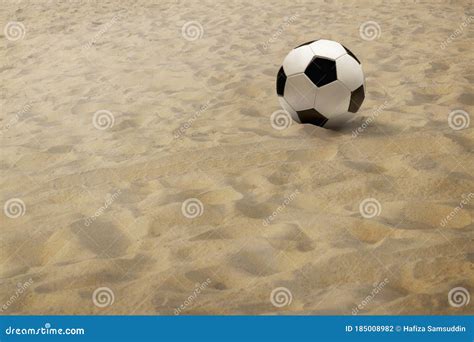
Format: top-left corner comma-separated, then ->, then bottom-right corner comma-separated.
348,85 -> 365,113
296,108 -> 328,127
304,57 -> 337,87
276,66 -> 287,96
342,45 -> 360,64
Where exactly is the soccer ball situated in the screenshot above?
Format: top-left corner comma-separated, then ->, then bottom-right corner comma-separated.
276,39 -> 365,128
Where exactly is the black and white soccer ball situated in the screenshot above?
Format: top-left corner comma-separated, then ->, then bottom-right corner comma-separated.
276,39 -> 365,128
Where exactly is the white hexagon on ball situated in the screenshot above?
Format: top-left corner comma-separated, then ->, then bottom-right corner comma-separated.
282,45 -> 314,76
314,80 -> 351,117
336,54 -> 364,91
284,74 -> 317,112
309,39 -> 346,60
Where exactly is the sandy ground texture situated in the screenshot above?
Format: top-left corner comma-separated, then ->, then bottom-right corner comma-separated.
1,0 -> 473,315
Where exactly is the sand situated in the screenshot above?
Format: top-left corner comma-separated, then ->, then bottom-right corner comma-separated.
1,0 -> 473,315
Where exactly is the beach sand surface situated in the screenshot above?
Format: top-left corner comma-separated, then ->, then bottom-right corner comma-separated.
1,0 -> 473,314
